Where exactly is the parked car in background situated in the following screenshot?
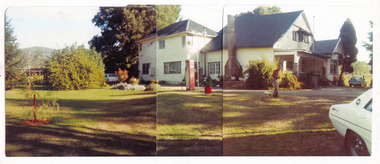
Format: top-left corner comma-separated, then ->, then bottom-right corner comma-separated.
329,89 -> 372,156
105,73 -> 118,83
348,76 -> 366,88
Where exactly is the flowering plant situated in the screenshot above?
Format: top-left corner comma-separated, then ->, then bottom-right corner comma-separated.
115,68 -> 128,83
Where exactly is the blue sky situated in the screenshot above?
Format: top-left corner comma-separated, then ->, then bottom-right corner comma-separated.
5,2 -> 374,62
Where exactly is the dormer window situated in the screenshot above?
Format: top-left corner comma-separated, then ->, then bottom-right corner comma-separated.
293,30 -> 311,44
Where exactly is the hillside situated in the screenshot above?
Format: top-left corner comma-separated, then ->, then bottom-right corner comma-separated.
21,46 -> 56,59
21,46 -> 56,68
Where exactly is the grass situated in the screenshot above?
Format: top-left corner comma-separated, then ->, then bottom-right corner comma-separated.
5,85 -> 156,156
222,92 -> 354,156
156,89 -> 223,155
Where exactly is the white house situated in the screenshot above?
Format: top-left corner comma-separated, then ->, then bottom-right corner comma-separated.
203,10 -> 344,82
137,19 -> 217,84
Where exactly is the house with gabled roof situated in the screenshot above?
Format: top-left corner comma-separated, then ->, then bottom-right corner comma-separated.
137,19 -> 217,84
203,10 -> 344,83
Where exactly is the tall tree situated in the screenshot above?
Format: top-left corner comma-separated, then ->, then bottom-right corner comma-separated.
90,6 -> 156,77
362,21 -> 373,73
338,18 -> 358,82
238,6 -> 281,17
156,5 -> 181,30
5,17 -> 23,89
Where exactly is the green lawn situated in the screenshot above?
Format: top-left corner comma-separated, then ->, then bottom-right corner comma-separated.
5,86 -> 156,156
223,93 -> 353,156
156,89 -> 223,155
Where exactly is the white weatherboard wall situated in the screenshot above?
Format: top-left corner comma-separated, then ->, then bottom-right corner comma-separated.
156,33 -> 213,84
205,50 -> 225,79
139,38 -> 157,82
236,48 -> 275,72
274,13 -> 313,50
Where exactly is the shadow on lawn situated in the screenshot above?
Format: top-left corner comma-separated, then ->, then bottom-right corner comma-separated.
156,91 -> 223,155
157,138 -> 222,156
223,130 -> 348,156
6,122 -> 156,156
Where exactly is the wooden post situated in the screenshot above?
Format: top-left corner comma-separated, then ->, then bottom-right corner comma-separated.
34,94 -> 37,123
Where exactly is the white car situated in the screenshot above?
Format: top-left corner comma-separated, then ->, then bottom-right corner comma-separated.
329,89 -> 372,156
105,73 -> 118,83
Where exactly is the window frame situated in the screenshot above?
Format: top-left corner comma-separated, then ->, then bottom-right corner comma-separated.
159,40 -> 165,49
142,63 -> 150,75
164,61 -> 181,74
208,62 -> 220,75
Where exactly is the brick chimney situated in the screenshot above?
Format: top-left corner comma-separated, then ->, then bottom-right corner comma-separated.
224,15 -> 243,80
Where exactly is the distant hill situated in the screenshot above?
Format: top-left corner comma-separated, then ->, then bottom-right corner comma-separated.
21,46 -> 56,68
21,46 -> 56,59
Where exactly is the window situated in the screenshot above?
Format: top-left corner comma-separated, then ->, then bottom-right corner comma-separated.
292,31 -> 298,41
159,40 -> 165,49
298,33 -> 304,42
330,60 -> 338,74
364,99 -> 372,112
164,61 -> 181,74
142,63 -> 150,74
182,36 -> 186,46
287,61 -> 293,70
208,62 -> 220,74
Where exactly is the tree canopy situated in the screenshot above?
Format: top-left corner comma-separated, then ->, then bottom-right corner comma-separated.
46,45 -> 105,90
5,17 -> 23,89
338,18 -> 358,82
156,5 -> 181,30
362,21 -> 373,73
90,5 -> 181,78
351,61 -> 371,76
237,6 -> 281,17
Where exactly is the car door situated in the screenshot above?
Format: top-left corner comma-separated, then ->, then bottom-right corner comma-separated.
356,98 -> 372,152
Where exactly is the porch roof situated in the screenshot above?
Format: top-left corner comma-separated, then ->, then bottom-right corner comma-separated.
313,39 -> 339,54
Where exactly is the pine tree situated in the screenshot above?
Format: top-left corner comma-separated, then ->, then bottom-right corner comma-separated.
338,18 -> 358,83
5,17 -> 23,89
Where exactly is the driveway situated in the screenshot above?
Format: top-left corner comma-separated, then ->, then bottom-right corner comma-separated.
223,86 -> 368,98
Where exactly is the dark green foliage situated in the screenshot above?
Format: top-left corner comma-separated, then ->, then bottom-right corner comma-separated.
362,21 -> 373,73
90,6 -> 156,77
279,71 -> 301,90
339,18 -> 358,81
298,72 -> 317,89
5,17 -> 23,89
237,6 -> 281,17
244,59 -> 276,90
46,45 -> 105,90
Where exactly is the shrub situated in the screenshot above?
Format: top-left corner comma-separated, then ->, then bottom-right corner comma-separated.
244,59 -> 276,90
46,45 -> 105,90
145,80 -> 161,91
115,68 -> 128,83
298,71 -> 317,89
279,70 -> 301,90
129,77 -> 140,85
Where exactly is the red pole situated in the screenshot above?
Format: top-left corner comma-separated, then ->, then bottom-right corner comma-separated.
34,94 -> 37,123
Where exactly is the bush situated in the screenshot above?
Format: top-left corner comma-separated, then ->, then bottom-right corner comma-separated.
129,77 -> 140,85
279,70 -> 301,90
145,80 -> 161,91
46,45 -> 105,90
244,59 -> 276,90
115,68 -> 128,83
298,72 -> 317,89
112,83 -> 146,91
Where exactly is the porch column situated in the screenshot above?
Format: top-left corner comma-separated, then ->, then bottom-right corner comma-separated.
293,54 -> 300,76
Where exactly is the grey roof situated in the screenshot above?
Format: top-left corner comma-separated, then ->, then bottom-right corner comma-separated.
313,39 -> 339,54
205,10 -> 304,51
138,19 -> 217,41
